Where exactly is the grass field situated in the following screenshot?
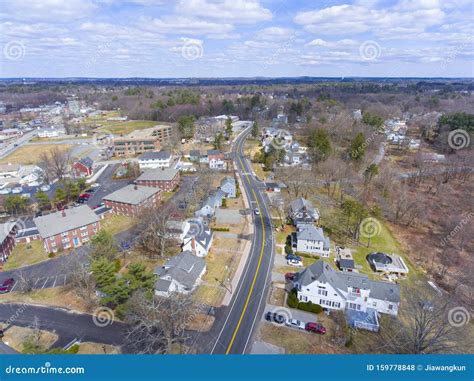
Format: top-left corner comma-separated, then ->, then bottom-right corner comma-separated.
100,214 -> 136,236
3,241 -> 48,271
97,120 -> 158,135
0,144 -> 73,164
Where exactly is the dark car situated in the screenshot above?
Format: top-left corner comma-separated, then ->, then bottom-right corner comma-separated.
0,278 -> 14,294
77,198 -> 86,204
285,272 -> 296,281
285,254 -> 302,261
264,312 -> 285,324
305,322 -> 326,334
85,188 -> 95,194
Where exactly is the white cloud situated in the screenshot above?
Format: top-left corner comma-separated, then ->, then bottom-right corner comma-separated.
175,0 -> 272,23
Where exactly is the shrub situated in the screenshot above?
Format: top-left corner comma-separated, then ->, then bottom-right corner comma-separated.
284,244 -> 293,255
48,253 -> 55,258
287,291 -> 299,308
298,301 -> 323,314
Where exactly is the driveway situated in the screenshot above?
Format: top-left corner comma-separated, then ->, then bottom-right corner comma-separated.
263,303 -> 319,325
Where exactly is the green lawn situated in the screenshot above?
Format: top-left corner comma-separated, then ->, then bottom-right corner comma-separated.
4,241 -> 47,271
98,120 -> 158,135
100,214 -> 136,236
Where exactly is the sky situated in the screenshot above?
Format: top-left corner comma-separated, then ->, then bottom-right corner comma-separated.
0,0 -> 473,78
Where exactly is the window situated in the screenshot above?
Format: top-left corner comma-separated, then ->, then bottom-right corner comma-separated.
80,226 -> 87,231
388,304 -> 393,310
318,289 -> 328,296
61,232 -> 68,237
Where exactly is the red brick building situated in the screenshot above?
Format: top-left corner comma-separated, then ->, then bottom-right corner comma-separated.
0,222 -> 17,264
103,184 -> 162,217
113,125 -> 173,157
72,156 -> 94,178
135,167 -> 180,192
33,205 -> 100,253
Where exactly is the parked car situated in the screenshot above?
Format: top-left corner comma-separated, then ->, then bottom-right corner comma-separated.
79,193 -> 91,199
264,312 -> 285,325
11,187 -> 22,194
90,183 -> 100,188
77,198 -> 86,204
40,184 -> 51,192
21,193 -> 31,199
85,188 -> 95,194
305,322 -> 326,334
0,188 -> 12,195
285,253 -> 302,261
287,258 -> 303,267
0,278 -> 15,294
285,318 -> 305,330
285,272 -> 296,281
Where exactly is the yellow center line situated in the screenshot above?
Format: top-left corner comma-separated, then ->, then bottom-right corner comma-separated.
225,134 -> 266,354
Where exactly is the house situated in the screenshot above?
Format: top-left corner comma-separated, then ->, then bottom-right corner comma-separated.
72,157 -> 94,178
182,222 -> 213,258
189,150 -> 201,162
336,247 -> 356,272
37,126 -> 65,138
289,198 -> 320,224
103,184 -> 162,217
292,223 -> 330,257
154,251 -> 206,296
138,151 -> 172,169
207,150 -> 226,170
0,222 -> 18,264
0,164 -> 21,179
265,182 -> 284,193
135,167 -> 180,192
219,176 -> 236,198
195,199 -> 215,218
33,205 -> 100,253
293,261 -> 400,320
367,252 -> 409,276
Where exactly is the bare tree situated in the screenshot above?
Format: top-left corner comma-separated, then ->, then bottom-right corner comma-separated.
136,205 -> 178,259
64,257 -> 97,310
39,147 -> 72,181
16,271 -> 35,294
125,290 -> 196,354
372,294 -> 471,354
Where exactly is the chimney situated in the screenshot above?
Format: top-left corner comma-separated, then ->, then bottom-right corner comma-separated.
134,185 -> 138,190
62,210 -> 66,217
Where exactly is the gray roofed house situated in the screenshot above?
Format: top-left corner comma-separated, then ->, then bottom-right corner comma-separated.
0,221 -> 17,244
33,205 -> 100,239
138,151 -> 172,169
136,167 -> 179,182
293,223 -> 330,257
78,156 -> 93,168
103,184 -> 161,205
293,260 -> 400,320
289,198 -> 320,224
138,151 -> 171,160
182,223 -> 213,258
220,176 -> 236,198
154,251 -> 206,296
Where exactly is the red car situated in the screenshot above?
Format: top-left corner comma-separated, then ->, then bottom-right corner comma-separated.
79,193 -> 91,200
285,272 -> 296,281
0,278 -> 15,294
305,322 -> 326,334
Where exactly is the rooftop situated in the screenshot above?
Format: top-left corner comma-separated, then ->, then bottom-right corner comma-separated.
138,151 -> 171,160
154,251 -> 206,290
114,124 -> 172,140
103,184 -> 161,205
33,205 -> 99,238
136,167 -> 179,182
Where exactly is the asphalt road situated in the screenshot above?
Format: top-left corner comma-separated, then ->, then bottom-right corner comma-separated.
207,127 -> 274,354
0,303 -> 126,348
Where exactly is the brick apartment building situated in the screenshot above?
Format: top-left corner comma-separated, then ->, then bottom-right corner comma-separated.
103,184 -> 162,217
0,222 -> 18,263
113,125 -> 173,157
33,205 -> 100,253
135,167 -> 180,192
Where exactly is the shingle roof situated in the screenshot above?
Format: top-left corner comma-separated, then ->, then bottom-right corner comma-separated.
136,167 -> 179,182
33,205 -> 99,238
103,184 -> 161,205
154,251 -> 206,290
78,156 -> 93,168
220,176 -> 235,187
184,225 -> 213,250
295,260 -> 400,303
0,222 -> 16,243
138,151 -> 171,160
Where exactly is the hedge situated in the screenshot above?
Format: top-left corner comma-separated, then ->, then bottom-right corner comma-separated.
287,289 -> 323,314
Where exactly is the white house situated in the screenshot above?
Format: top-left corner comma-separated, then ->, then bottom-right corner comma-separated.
154,251 -> 206,296
293,223 -> 330,257
289,198 -> 320,224
37,126 -> 65,138
182,224 -> 213,258
220,176 -> 236,198
293,261 -> 400,318
138,151 -> 172,169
